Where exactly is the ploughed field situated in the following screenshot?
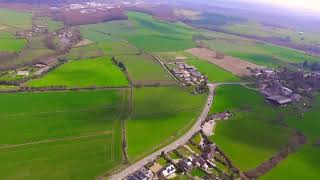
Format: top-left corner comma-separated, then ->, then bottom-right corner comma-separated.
27,57 -> 129,87
0,90 -> 129,179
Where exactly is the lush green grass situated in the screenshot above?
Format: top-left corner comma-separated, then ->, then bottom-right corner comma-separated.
0,90 -> 128,179
126,87 -> 206,161
0,8 -> 32,29
222,21 -> 320,49
126,12 -> 196,52
0,36 -> 55,69
66,40 -> 138,60
34,17 -> 64,32
27,57 -> 129,87
79,12 -> 196,52
0,38 -> 27,52
209,85 -> 294,171
260,144 -> 320,180
284,95 -> 320,143
116,54 -> 175,85
65,43 -> 104,60
199,30 -> 319,67
191,168 -> 207,177
187,59 -> 241,82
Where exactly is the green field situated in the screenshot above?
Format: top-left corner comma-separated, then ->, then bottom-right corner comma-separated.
27,57 -> 129,87
116,54 -> 175,85
126,11 -> 196,52
209,85 -> 294,171
126,87 -> 206,161
222,21 -> 320,49
199,30 -> 319,67
34,17 -> 64,32
260,145 -> 320,180
0,36 -> 55,69
259,95 -> 320,179
0,38 -> 27,52
0,90 -> 128,179
0,8 -> 32,29
187,59 -> 241,82
66,40 -> 139,60
79,12 -> 196,52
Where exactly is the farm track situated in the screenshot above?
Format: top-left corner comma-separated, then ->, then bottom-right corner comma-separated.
0,131 -> 113,150
0,105 -> 117,118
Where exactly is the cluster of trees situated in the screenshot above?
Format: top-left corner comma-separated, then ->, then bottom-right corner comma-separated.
302,60 -> 320,71
111,56 -> 126,71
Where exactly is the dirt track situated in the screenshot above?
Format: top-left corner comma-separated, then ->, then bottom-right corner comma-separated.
0,131 -> 113,150
187,48 -> 262,77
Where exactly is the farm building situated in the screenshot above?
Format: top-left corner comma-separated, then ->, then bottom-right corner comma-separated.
265,95 -> 292,106
35,57 -> 58,67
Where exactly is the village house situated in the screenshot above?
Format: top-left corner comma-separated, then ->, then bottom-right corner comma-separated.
127,167 -> 152,180
177,159 -> 193,172
192,156 -> 209,170
17,70 -> 30,76
161,164 -> 176,179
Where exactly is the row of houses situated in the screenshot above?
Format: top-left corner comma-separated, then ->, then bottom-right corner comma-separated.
171,62 -> 207,86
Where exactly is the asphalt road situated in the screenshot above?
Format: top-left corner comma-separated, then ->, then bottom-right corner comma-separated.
107,84 -> 216,180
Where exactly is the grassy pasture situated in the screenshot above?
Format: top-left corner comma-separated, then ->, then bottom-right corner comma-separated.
187,59 -> 240,83
116,54 -> 175,85
209,85 -> 294,171
260,144 -> 320,180
127,87 -> 206,161
79,12 -> 196,52
222,21 -> 320,48
200,30 -> 319,67
27,57 -> 129,87
0,38 -> 27,52
0,8 -> 32,29
0,36 -> 55,69
126,12 -> 196,52
284,95 -> 320,143
66,40 -> 138,60
0,89 -> 128,179
34,17 -> 64,32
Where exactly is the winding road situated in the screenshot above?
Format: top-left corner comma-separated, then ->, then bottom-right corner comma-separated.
106,84 -> 217,180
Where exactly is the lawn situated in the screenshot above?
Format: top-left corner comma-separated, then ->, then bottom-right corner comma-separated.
27,57 -> 129,87
126,87 -> 206,161
0,89 -> 128,179
187,59 -> 241,83
116,54 -> 175,85
191,168 -> 207,177
209,85 -> 294,171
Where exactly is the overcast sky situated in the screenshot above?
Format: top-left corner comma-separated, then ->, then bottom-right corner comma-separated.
238,0 -> 320,13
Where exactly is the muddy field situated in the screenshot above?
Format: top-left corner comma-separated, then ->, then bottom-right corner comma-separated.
187,48 -> 261,77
